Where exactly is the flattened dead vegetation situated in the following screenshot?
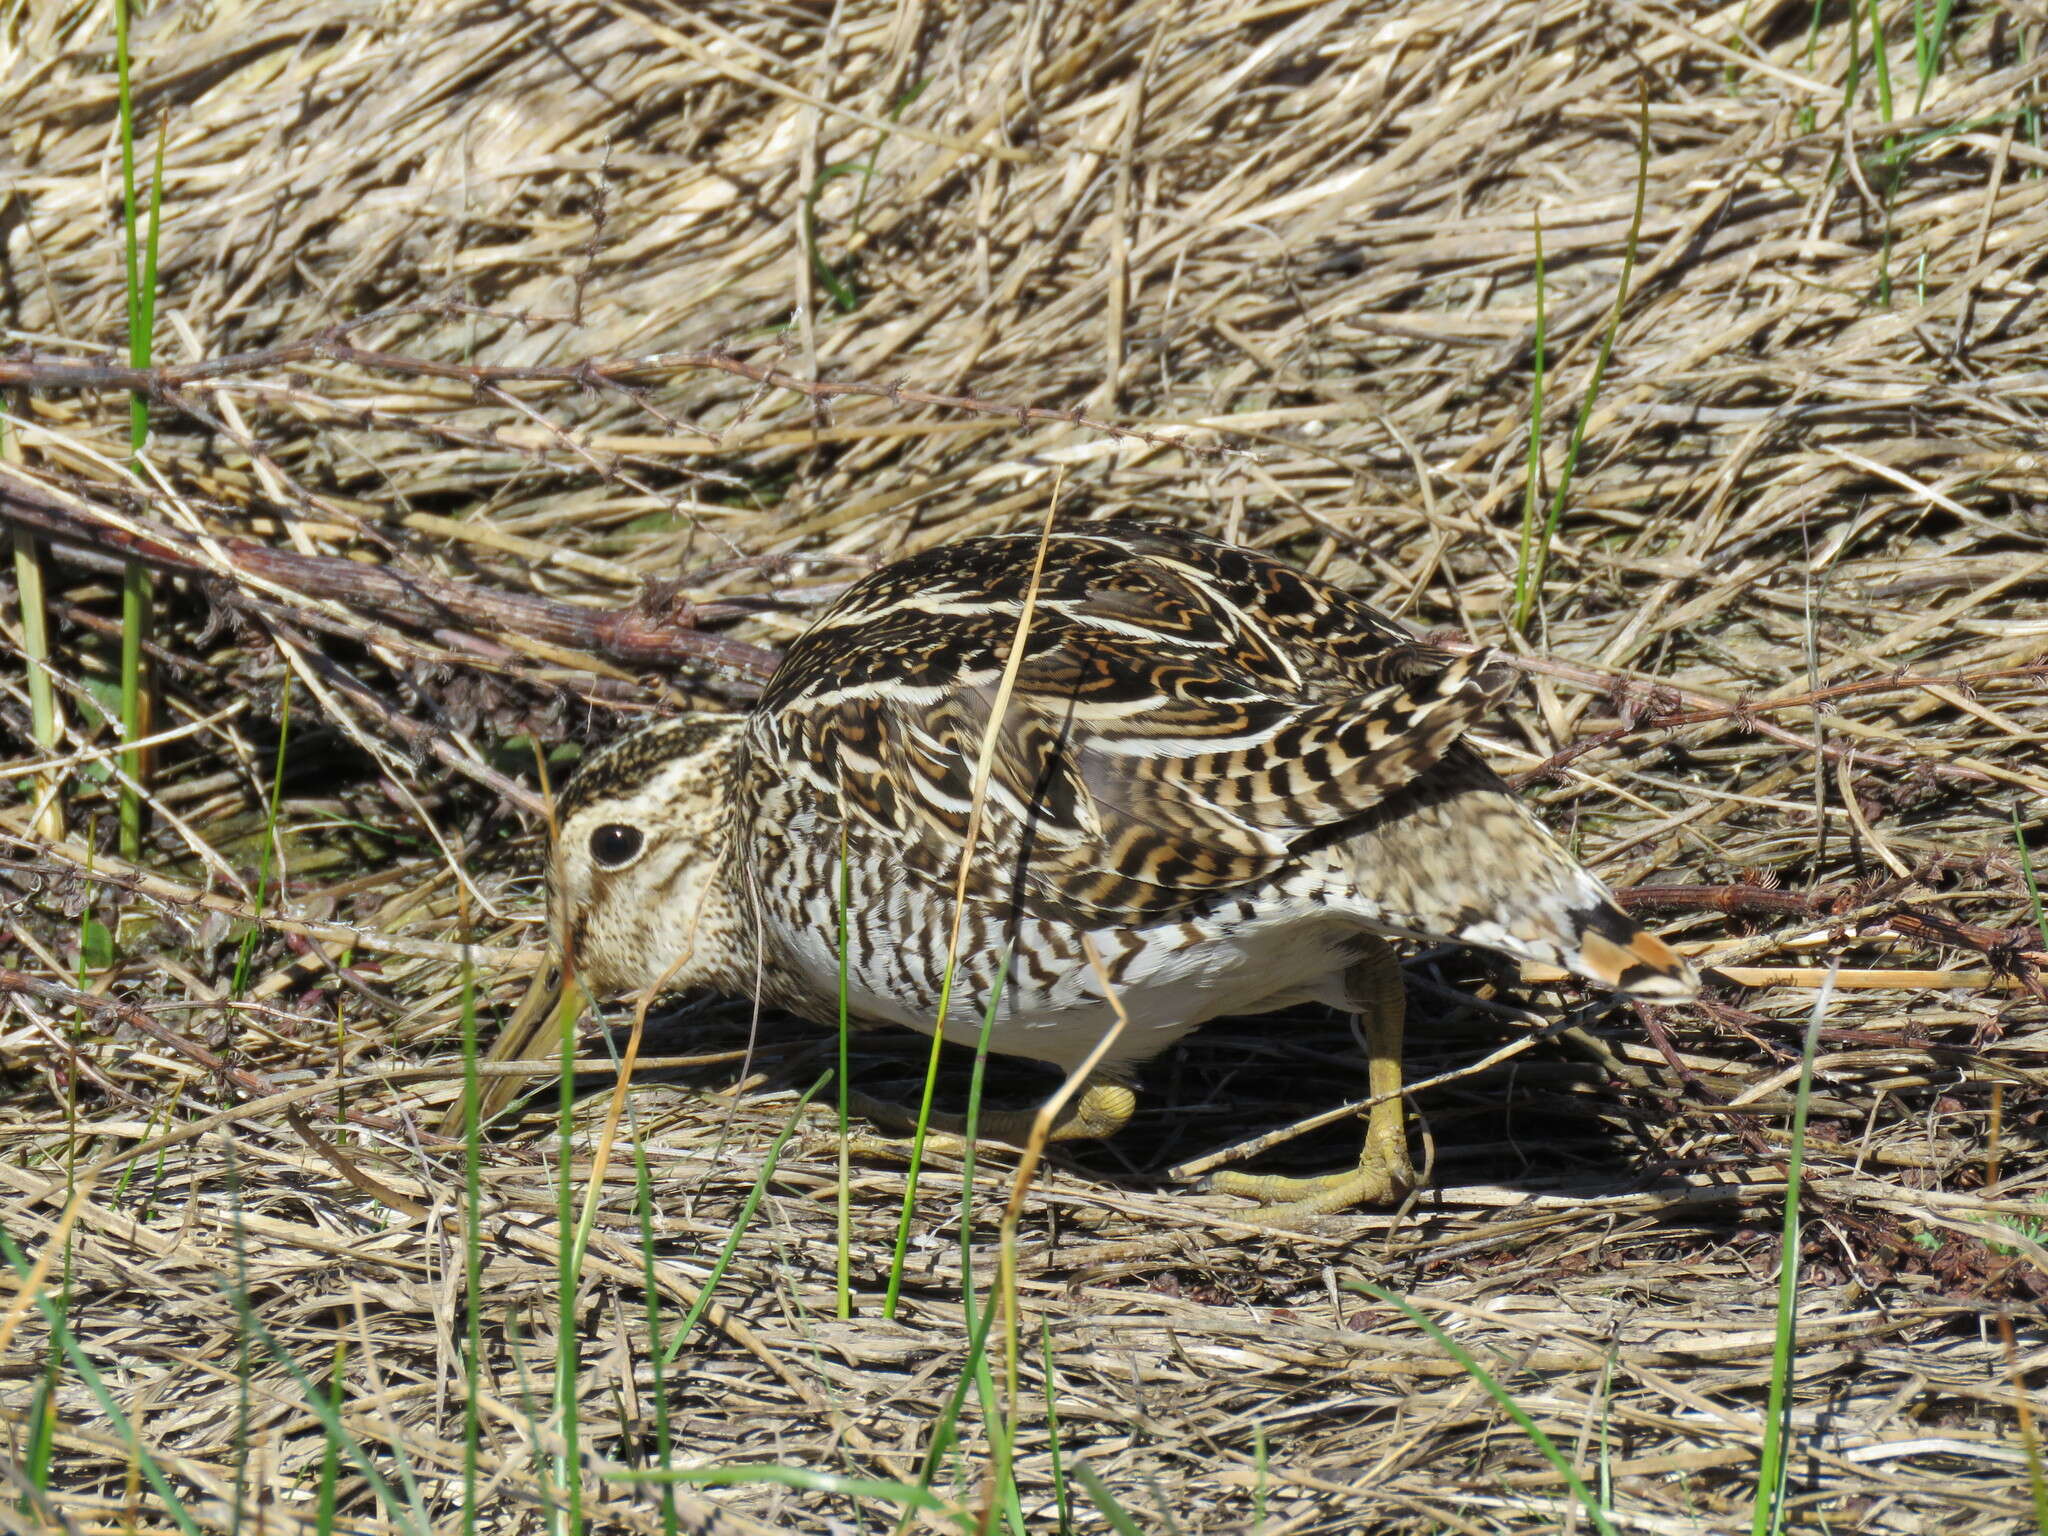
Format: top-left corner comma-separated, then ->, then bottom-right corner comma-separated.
2,1 -> 2045,1531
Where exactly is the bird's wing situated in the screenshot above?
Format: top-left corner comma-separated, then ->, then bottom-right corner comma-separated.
756,526 -> 1518,921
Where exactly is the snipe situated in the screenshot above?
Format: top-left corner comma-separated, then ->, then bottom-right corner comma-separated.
541,523 -> 1696,1217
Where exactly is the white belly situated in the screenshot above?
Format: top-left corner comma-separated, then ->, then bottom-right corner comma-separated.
772,894 -> 1368,1072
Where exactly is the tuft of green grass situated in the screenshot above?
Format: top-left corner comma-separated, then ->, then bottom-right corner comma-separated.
1042,1320 -> 1075,1536
1510,213 -> 1549,633
629,1111 -> 682,1536
659,1074 -> 831,1366
1753,967 -> 1832,1536
1349,1280 -> 1620,1536
836,836 -> 854,1320
1866,0 -> 1901,306
552,957 -> 586,1535
115,0 -> 165,863
1,1225 -> 203,1536
1511,91 -> 1648,636
1911,0 -> 1957,112
313,1340 -> 347,1536
229,686 -> 293,997
223,1276 -> 431,1535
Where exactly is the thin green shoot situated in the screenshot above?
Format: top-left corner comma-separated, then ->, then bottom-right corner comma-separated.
906,1237 -> 1007,1531
0,1226 -> 201,1535
1842,0 -> 1866,145
1911,0 -> 1957,112
661,1073 -> 831,1366
21,1353 -> 59,1516
1597,1344 -> 1619,1515
629,1106 -> 682,1536
220,1279 -> 430,1536
332,946 -> 353,1130
1069,1463 -> 1150,1536
621,1462 -> 976,1532
115,0 -> 166,863
885,503 -> 1059,1319
836,834 -> 853,1320
230,686 -> 292,998
1349,1280 -> 1620,1536
554,956 -> 584,1536
949,955 -> 1029,1536
1866,0 -> 1900,307
2014,799 -> 2047,951
2027,28 -> 2043,157
1042,1321 -> 1074,1536
8,510 -> 61,839
800,79 -> 928,314
1253,1423 -> 1269,1532
1753,967 -> 1833,1536
896,964 -> 1025,1536
1999,1309 -> 2048,1536
803,163 -> 873,314
459,931 -> 485,1527
1796,0 -> 1827,134
886,964 -> 964,1320
1512,93 -> 1649,636
313,1341 -> 347,1536
498,1305 -> 560,1522
1866,0 -> 1896,142
1867,110 -> 2025,167
1510,212 -> 1549,633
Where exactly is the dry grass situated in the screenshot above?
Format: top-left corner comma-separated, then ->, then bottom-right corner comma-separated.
3,0 -> 2047,1530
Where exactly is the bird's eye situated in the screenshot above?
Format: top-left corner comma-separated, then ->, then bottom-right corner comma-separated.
589,823 -> 645,869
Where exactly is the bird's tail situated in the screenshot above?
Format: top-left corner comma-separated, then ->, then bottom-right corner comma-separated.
1341,755 -> 1697,1000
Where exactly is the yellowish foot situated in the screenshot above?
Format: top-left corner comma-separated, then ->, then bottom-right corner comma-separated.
845,1074 -> 1136,1149
1205,1113 -> 1414,1220
1205,937 -> 1414,1223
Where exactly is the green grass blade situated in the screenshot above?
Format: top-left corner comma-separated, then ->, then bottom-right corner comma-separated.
554,968 -> 583,1535
2014,799 -> 2047,950
902,952 -> 1026,1536
459,939 -> 485,1527
624,1462 -> 975,1531
1753,966 -> 1832,1536
836,836 -> 853,1320
661,1073 -> 831,1366
1069,1463 -> 1150,1536
1349,1281 -> 1620,1536
230,686 -> 292,997
1514,91 -> 1649,636
1913,0 -> 1957,111
313,1341 -> 347,1536
114,0 -> 164,863
1866,0 -> 1900,306
1042,1320 -> 1074,1536
0,1227 -> 202,1535
22,1354 -> 60,1515
630,1110 -> 681,1536
220,1279 -> 430,1535
1511,212 -> 1548,633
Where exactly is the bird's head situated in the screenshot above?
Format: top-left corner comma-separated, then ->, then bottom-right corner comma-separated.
547,713 -> 748,1000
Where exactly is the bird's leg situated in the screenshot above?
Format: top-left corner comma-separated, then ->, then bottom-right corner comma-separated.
845,1071 -> 1136,1153
1207,938 -> 1415,1217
